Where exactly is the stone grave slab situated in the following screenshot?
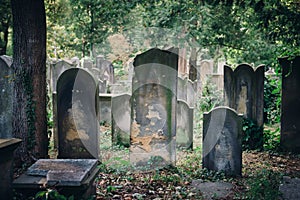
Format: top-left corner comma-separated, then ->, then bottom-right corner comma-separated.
26,159 -> 98,186
13,159 -> 99,199
202,106 -> 243,176
130,48 -> 178,168
280,56 -> 300,153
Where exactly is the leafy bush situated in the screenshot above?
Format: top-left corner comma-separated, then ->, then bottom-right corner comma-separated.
242,118 -> 263,151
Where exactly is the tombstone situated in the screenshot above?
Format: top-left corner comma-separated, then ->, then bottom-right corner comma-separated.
0,56 -> 13,138
82,58 -> 93,69
130,48 -> 178,168
177,77 -> 188,101
51,60 -> 74,93
224,64 -> 264,149
199,60 -> 213,84
187,79 -> 196,107
0,138 -> 21,200
176,100 -> 193,149
98,79 -> 107,93
280,56 -> 300,153
13,159 -> 99,199
211,74 -> 224,91
110,81 -> 131,94
217,58 -> 226,75
202,106 -> 243,176
111,94 -> 131,147
99,94 -> 112,124
95,55 -> 114,84
56,68 -> 99,159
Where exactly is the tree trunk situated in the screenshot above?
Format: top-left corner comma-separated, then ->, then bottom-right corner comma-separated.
11,0 -> 48,165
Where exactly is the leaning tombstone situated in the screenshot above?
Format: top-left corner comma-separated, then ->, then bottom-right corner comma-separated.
202,106 -> 243,176
280,56 -> 300,153
130,48 -> 178,169
0,55 -> 13,138
224,64 -> 264,149
111,93 -> 131,147
176,100 -> 193,149
56,68 -> 99,159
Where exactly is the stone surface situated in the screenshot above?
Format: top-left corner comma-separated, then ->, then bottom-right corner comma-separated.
0,138 -> 22,200
27,159 -> 98,186
130,48 -> 178,168
99,93 -> 112,124
95,55 -> 114,84
176,100 -> 193,149
280,56 -> 300,153
0,55 -> 13,138
191,180 -> 233,200
202,106 -> 243,176
83,58 -> 93,69
224,64 -> 264,148
51,60 -> 74,93
56,68 -> 99,159
111,94 -> 131,147
279,176 -> 300,200
14,159 -> 99,199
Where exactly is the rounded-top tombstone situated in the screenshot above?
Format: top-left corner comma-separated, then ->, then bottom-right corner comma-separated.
56,68 -> 99,159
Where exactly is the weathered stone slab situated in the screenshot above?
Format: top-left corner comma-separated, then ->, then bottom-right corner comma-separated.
51,60 -> 74,93
56,68 -> 99,159
95,55 -> 114,84
112,94 -> 131,147
177,77 -> 188,101
83,58 -> 93,69
0,138 -> 21,200
202,106 -> 243,176
99,93 -> 112,124
224,64 -> 264,149
176,100 -> 193,149
279,176 -> 300,200
280,56 -> 300,153
27,159 -> 98,186
130,48 -> 178,168
0,55 -> 13,138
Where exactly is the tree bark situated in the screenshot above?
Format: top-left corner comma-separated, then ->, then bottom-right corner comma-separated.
11,0 -> 48,165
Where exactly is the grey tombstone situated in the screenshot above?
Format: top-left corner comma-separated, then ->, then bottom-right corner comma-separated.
99,94 -> 112,125
177,77 -> 188,101
280,56 -> 300,153
224,64 -> 264,149
187,79 -> 196,108
51,60 -> 74,93
0,55 -> 13,138
130,48 -> 178,168
176,100 -> 193,149
202,106 -> 243,176
95,55 -> 114,84
56,68 -> 99,159
82,58 -> 93,69
111,94 -> 131,147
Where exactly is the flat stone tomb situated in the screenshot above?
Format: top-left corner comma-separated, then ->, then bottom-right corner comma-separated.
202,106 -> 243,176
13,159 -> 100,199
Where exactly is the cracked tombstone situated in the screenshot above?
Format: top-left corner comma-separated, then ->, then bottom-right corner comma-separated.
0,56 -> 13,138
280,56 -> 300,153
224,64 -> 264,149
202,106 -> 243,176
57,68 -> 99,159
112,94 -> 131,147
130,48 -> 178,169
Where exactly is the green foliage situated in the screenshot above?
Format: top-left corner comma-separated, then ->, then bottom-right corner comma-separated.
35,189 -> 74,200
199,78 -> 223,113
244,169 -> 282,200
242,118 -> 263,151
263,127 -> 280,152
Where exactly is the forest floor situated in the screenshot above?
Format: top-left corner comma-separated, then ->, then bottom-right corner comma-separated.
95,149 -> 300,200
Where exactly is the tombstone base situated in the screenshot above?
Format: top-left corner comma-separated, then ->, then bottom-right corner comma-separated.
13,159 -> 99,200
